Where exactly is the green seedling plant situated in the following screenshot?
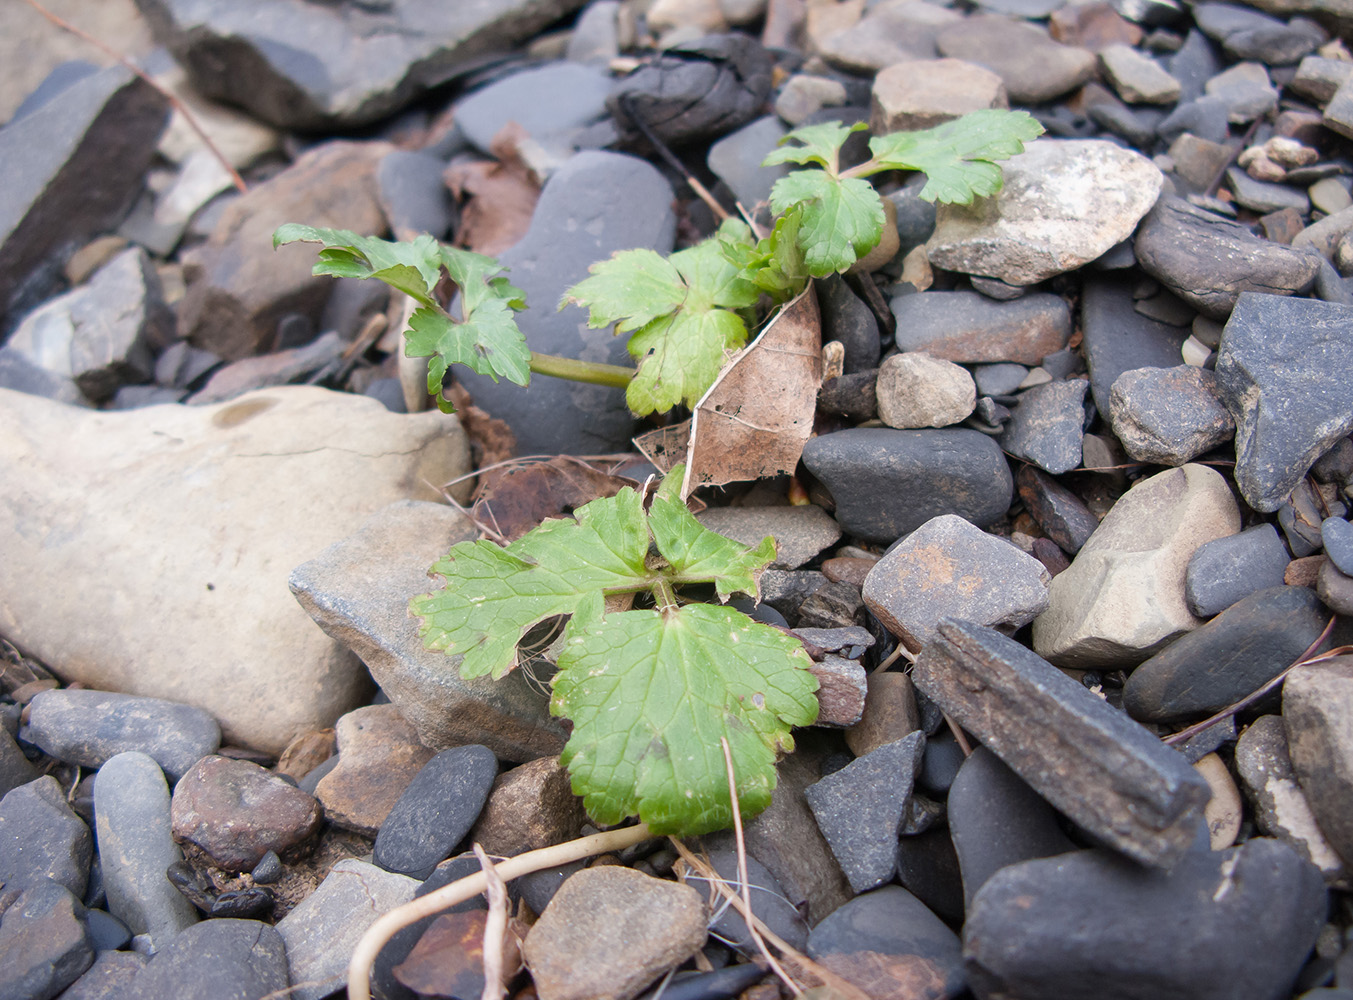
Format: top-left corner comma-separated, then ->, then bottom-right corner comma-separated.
274,108 -> 1043,835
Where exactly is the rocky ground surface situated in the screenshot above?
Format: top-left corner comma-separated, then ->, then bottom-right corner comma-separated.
3,0 -> 1353,998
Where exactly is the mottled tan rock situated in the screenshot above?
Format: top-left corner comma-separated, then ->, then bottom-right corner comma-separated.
1194,753 -> 1241,850
275,730 -> 336,783
809,655 -> 868,727
1283,658 -> 1353,866
523,867 -> 707,1000
875,352 -> 976,429
846,671 -> 921,757
871,58 -> 1007,134
313,705 -> 435,837
1032,464 -> 1241,667
0,386 -> 469,753
469,756 -> 586,858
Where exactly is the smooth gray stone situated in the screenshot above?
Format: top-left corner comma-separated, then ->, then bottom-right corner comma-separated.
1000,379 -> 1089,475
1157,95 -> 1232,144
289,500 -> 567,762
376,150 -> 455,242
948,747 -> 1075,907
1194,1 -> 1323,64
1168,29 -> 1223,103
707,115 -> 789,211
54,950 -> 145,1000
805,733 -> 925,893
1225,166 -> 1310,215
1108,365 -> 1235,466
972,363 -> 1029,397
120,919 -> 288,1000
92,752 -> 198,951
1203,62 -> 1279,123
453,151 -> 675,455
1214,292 -> 1353,512
1326,516 -> 1353,575
1123,585 -> 1330,723
566,0 -> 621,63
0,348 -> 86,405
131,0 -> 589,130
25,689 -> 220,783
890,290 -> 1072,366
453,62 -> 612,154
964,839 -> 1327,1000
894,827 -> 965,924
0,775 -> 92,898
801,428 -> 1014,544
1185,523 -> 1291,617
1081,274 -> 1190,415
8,61 -> 100,123
913,621 -> 1211,867
0,878 -> 93,1000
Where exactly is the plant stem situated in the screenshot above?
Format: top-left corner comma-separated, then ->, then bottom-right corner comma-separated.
529,351 -> 634,389
651,576 -> 679,613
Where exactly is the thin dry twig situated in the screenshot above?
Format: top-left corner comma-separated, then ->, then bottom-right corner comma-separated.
616,93 -> 731,222
473,844 -> 509,1000
945,714 -> 973,757
720,737 -> 801,996
1164,617 -> 1346,747
346,823 -> 653,1000
20,0 -> 248,194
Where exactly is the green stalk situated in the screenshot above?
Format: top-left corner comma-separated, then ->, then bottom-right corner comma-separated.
528,351 -> 635,389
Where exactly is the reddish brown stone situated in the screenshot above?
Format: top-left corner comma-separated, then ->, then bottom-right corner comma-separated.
822,556 -> 877,588
314,704 -> 434,837
1285,554 -> 1325,588
846,672 -> 921,757
1259,207 -> 1305,245
810,656 -> 868,727
1049,2 -> 1142,51
275,729 -> 337,783
469,756 -> 587,859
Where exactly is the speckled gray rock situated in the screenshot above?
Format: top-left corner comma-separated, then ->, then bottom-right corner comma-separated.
875,353 -> 976,429
0,776 -> 92,898
0,878 -> 93,1000
1099,43 -> 1181,103
1327,517 -> 1353,576
805,732 -> 925,893
132,0 -> 588,130
1185,523 -> 1291,617
1033,464 -> 1240,667
890,290 -> 1072,365
1109,365 -> 1236,465
290,500 -> 567,763
93,752 -> 198,951
455,152 -> 676,455
25,689 -> 219,783
276,859 -> 418,1000
696,505 -> 841,570
120,918 -> 288,1000
926,140 -> 1163,286
1214,292 -> 1353,512
55,950 -> 146,1000
801,428 -> 1013,544
1000,379 -> 1090,475
863,515 -> 1050,653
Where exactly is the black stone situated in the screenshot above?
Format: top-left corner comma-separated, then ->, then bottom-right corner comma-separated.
1081,274 -> 1191,416
373,745 -> 498,879
250,851 -> 283,885
0,775 -> 93,898
1000,380 -> 1090,475
1214,292 -> 1353,512
209,888 -> 274,920
917,729 -> 966,795
638,964 -> 768,1000
801,428 -> 1013,544
817,370 -> 877,420
1185,523 -> 1291,617
818,275 -> 880,374
702,850 -> 809,954
895,828 -> 965,925
964,839 -> 1327,1000
1016,466 -> 1101,554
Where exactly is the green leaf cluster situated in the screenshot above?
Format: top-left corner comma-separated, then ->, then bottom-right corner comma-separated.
273,224 -> 530,412
411,466 -> 819,835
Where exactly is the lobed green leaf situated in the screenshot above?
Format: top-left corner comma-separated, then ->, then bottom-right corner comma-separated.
273,224 -> 445,306
762,120 -> 869,172
768,171 -> 885,277
866,109 -> 1045,203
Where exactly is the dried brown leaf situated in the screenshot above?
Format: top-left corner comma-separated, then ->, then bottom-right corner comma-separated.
393,910 -> 523,1000
471,457 -> 638,542
632,420 -> 692,476
445,122 -> 541,257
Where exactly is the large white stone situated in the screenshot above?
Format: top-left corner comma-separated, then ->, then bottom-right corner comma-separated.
1032,464 -> 1240,667
927,139 -> 1164,286
0,386 -> 470,752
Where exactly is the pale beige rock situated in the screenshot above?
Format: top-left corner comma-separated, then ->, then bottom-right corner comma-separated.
1194,752 -> 1241,850
927,139 -> 1164,286
875,352 -> 976,429
647,0 -> 729,32
871,58 -> 1007,133
1283,658 -> 1353,866
1098,43 -> 1181,104
1031,464 -> 1240,667
814,0 -> 961,74
0,386 -> 470,753
153,63 -> 282,169
470,756 -> 586,858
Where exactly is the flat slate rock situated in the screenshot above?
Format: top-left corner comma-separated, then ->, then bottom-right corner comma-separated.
133,0 -> 589,130
801,428 -> 1014,544
964,839 -> 1327,1000
926,139 -> 1163,286
25,688 -> 219,782
453,62 -> 612,154
120,918 -> 288,1000
1185,523 -> 1292,617
455,151 -> 676,456
1135,197 -> 1323,320
706,115 -> 790,210
1123,585 -> 1330,724
696,505 -> 841,570
889,290 -> 1071,365
373,745 -> 498,879
1214,292 -> 1353,512
701,849 -> 808,954
807,885 -> 966,1000
935,15 -> 1096,104
913,620 -> 1212,867
0,878 -> 93,1000
0,775 -> 92,898
1000,379 -> 1090,475
1015,465 -> 1100,555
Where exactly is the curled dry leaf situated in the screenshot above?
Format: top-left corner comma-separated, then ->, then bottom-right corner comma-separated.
445,122 -> 542,257
471,456 -> 638,542
391,909 -> 524,999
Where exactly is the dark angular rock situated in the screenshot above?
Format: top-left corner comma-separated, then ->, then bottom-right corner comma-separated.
948,747 -> 1075,907
0,775 -> 92,899
1135,197 -> 1322,320
1081,274 -> 1191,415
1016,466 -> 1101,554
608,34 -> 774,148
56,950 -> 145,1000
1123,586 -> 1330,723
701,850 -> 809,954
119,918 -> 288,1000
0,878 -> 93,1000
453,63 -> 612,155
133,0 -> 588,130
0,728 -> 39,800
801,428 -> 1014,544
889,290 -> 1072,365
794,580 -> 863,629
1157,95 -> 1232,144
895,827 -> 966,924
912,620 -> 1212,867
373,745 -> 498,879
1185,523 -> 1292,617
468,755 -> 586,860
1214,292 -> 1353,512
25,688 -> 220,783
964,839 -> 1327,1000
804,732 -> 925,893
807,886 -> 965,1000
1000,380 -> 1089,475
454,151 -> 675,454
817,370 -> 877,420
84,908 -> 131,952
818,275 -> 880,375
1108,365 -> 1236,465
918,730 -> 966,795
1193,2 -> 1323,64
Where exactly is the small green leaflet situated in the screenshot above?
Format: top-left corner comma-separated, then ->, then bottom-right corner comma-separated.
720,207 -> 808,300
562,220 -> 760,414
273,224 -> 532,412
413,464 -> 818,834
762,120 -> 868,172
554,594 -> 818,835
867,109 -> 1046,204
767,170 -> 884,277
